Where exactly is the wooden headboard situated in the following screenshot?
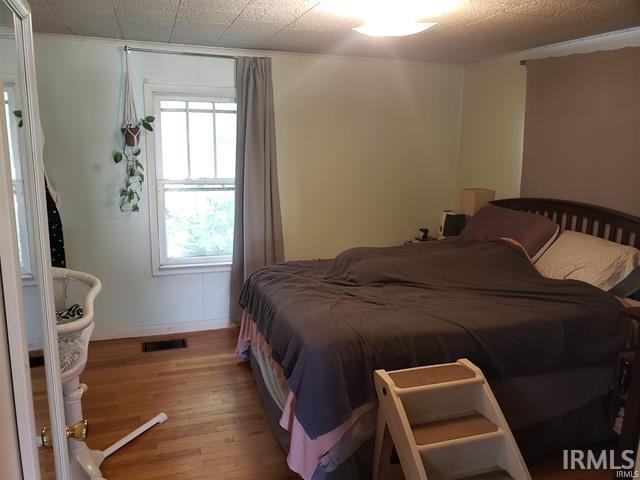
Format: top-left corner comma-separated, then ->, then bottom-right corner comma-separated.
491,198 -> 640,249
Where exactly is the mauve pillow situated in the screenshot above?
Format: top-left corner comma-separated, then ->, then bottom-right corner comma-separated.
461,205 -> 559,261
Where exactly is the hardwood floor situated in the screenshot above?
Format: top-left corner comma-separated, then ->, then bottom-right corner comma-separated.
31,327 -> 610,479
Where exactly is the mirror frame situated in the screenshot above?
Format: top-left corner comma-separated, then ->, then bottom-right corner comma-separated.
0,40 -> 38,480
0,0 -> 71,478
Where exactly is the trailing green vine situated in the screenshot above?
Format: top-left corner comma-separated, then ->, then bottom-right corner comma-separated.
113,116 -> 154,212
13,110 -> 23,127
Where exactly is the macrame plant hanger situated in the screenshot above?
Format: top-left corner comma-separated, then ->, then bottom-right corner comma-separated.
122,50 -> 139,145
118,49 -> 145,212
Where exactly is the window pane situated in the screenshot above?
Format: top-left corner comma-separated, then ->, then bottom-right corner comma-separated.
13,185 -> 30,275
188,111 -> 215,179
189,101 -> 213,110
4,95 -> 17,179
164,185 -> 234,259
160,111 -> 188,179
160,100 -> 185,109
215,102 -> 237,112
215,112 -> 236,178
5,88 -> 29,275
13,191 -> 23,267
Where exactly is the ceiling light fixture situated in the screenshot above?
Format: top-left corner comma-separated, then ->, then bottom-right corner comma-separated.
321,0 -> 461,37
354,21 -> 437,37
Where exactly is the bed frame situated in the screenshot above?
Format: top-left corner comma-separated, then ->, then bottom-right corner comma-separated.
491,197 -> 640,248
493,197 -> 640,460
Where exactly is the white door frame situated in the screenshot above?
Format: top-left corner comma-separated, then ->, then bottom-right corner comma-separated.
0,0 -> 71,477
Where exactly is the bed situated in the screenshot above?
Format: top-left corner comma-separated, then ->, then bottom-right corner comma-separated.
236,198 -> 640,480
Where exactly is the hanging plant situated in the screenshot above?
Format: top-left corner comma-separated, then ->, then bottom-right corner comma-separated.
113,48 -> 153,213
13,110 -> 23,127
113,116 -> 153,213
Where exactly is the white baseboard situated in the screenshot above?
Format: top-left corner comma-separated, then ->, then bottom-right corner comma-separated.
28,317 -> 231,350
91,317 -> 232,341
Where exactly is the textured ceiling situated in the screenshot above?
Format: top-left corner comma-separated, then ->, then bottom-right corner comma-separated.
28,0 -> 640,63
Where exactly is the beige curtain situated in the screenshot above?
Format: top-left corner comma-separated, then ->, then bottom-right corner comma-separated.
230,57 -> 284,325
521,47 -> 640,215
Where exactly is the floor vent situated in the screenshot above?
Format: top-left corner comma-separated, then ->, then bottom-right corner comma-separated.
29,355 -> 45,368
142,338 -> 188,353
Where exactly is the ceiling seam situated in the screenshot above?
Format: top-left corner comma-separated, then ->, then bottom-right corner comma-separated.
262,0 -> 323,44
42,0 -> 75,36
110,0 -> 124,40
212,0 -> 256,45
168,0 -> 183,44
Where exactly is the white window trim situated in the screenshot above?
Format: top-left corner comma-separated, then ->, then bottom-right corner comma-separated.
4,77 -> 35,284
144,82 -> 236,276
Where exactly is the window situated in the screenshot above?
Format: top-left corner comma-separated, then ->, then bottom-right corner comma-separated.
4,85 -> 32,278
146,84 -> 237,274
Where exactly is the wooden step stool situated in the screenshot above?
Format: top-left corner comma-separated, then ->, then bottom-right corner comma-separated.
372,359 -> 531,480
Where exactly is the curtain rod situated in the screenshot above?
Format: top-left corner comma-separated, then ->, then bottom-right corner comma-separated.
124,45 -> 238,60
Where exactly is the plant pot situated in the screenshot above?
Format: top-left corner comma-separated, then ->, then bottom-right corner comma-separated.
121,126 -> 140,147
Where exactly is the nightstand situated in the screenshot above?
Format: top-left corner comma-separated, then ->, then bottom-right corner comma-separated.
616,307 -> 640,473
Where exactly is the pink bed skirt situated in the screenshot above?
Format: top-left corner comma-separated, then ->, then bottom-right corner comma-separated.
236,311 -> 374,479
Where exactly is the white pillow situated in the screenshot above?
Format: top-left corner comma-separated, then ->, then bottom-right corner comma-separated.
535,230 -> 640,291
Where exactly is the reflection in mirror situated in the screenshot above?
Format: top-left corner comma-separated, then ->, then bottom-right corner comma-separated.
5,87 -> 33,277
0,5 -> 56,478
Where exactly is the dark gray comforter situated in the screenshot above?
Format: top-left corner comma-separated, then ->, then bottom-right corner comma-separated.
239,237 -> 631,440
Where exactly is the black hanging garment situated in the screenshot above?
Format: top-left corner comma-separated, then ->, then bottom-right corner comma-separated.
45,177 -> 66,267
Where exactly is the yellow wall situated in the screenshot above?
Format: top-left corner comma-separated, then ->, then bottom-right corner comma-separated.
455,28 -> 640,203
273,55 -> 464,260
455,59 -> 526,201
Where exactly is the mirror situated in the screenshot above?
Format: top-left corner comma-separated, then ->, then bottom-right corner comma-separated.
0,6 -> 54,478
0,1 -> 71,478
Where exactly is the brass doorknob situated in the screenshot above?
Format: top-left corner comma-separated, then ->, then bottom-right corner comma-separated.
40,426 -> 52,448
39,420 -> 88,448
66,420 -> 88,441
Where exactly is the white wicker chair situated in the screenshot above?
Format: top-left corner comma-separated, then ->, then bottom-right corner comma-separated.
52,267 -> 166,480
